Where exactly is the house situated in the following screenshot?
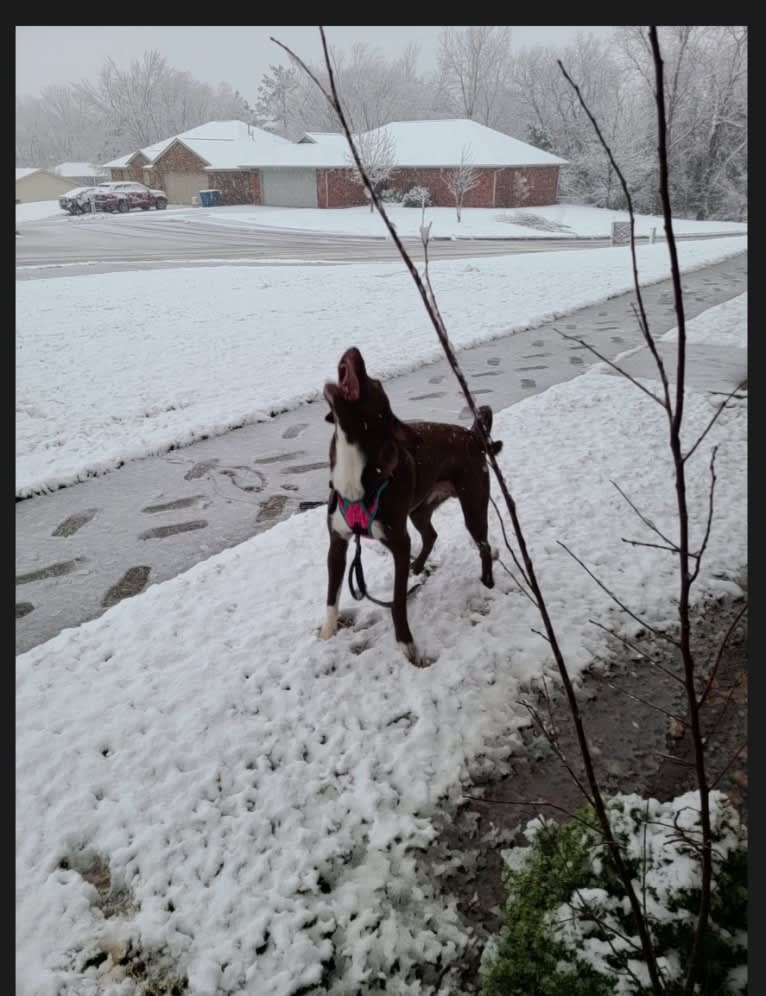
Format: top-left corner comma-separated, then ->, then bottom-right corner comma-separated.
53,162 -> 109,186
15,168 -> 80,203
103,118 -> 566,209
104,121 -> 292,205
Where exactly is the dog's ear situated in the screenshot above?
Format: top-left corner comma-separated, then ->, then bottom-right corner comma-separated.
391,418 -> 417,449
324,409 -> 335,424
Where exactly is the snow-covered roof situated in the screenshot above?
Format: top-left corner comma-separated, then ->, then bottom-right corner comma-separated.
237,134 -> 351,169
16,168 -> 40,180
102,119 -> 565,175
364,119 -> 567,168
53,162 -> 107,177
104,121 -> 292,171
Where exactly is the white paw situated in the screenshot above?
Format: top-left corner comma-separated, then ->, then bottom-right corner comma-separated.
398,641 -> 420,665
319,606 -> 338,640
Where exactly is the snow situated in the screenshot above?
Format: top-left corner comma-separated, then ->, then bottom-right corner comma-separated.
146,202 -> 748,241
363,119 -> 567,167
53,162 -> 107,179
105,121 -> 293,172
16,167 -> 40,180
16,236 -> 746,498
16,343 -> 747,995
660,292 -> 747,347
16,200 -> 65,224
546,791 -> 747,994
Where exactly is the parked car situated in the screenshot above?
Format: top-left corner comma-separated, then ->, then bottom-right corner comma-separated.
95,181 -> 168,212
58,186 -> 102,215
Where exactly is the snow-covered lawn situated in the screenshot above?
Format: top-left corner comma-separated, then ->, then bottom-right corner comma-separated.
15,236 -> 746,497
144,201 -> 748,240
16,199 -> 65,224
16,339 -> 747,995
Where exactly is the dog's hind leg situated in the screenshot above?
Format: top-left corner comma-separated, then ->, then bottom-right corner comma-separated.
320,530 -> 348,639
457,476 -> 495,589
410,502 -> 438,575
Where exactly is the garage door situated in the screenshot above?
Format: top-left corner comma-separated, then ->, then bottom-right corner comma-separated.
163,172 -> 210,206
260,169 -> 318,208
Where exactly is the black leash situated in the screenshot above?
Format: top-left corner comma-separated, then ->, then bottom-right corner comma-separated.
347,527 -> 424,607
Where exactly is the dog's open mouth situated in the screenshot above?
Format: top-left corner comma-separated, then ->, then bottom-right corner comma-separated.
325,347 -> 363,405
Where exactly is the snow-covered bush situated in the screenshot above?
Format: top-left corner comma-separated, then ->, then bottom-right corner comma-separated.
481,791 -> 747,996
380,187 -> 403,203
401,185 -> 431,207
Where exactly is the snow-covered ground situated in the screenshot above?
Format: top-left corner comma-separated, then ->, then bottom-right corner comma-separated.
143,202 -> 748,240
16,317 -> 747,994
16,236 -> 746,497
16,199 -> 65,224
661,292 -> 747,347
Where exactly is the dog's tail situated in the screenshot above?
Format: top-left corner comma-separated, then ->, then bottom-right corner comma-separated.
471,405 -> 503,455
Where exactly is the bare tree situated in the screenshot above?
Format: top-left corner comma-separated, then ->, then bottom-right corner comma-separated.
347,127 -> 396,211
445,145 -> 480,222
275,24 -> 746,992
436,26 -> 512,127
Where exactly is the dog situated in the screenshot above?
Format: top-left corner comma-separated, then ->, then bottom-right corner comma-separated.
319,347 -> 502,664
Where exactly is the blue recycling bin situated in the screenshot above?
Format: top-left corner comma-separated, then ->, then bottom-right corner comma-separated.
199,189 -> 223,207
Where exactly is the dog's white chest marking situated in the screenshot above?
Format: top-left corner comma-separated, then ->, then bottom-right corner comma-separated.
332,426 -> 365,501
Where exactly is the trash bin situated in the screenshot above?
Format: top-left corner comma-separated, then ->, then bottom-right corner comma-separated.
199,189 -> 223,207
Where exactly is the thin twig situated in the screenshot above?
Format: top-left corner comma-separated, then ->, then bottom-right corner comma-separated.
620,537 -> 681,555
463,794 -> 599,833
588,618 -> 685,686
489,495 -> 534,592
558,59 -> 672,419
684,379 -> 747,464
559,540 -> 679,645
709,738 -> 747,790
612,480 -> 677,549
698,601 -> 748,708
553,327 -> 666,407
689,446 -> 718,584
607,682 -> 687,724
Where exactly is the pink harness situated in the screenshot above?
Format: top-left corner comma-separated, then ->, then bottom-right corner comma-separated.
337,480 -> 389,537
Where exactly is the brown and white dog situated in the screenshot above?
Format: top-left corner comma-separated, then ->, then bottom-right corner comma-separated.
320,347 -> 502,664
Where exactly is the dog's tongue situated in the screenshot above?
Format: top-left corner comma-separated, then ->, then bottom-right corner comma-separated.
338,356 -> 360,402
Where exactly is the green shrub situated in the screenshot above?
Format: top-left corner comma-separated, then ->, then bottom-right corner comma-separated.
480,791 -> 747,996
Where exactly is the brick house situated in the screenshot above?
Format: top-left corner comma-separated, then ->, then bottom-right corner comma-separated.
104,119 -> 565,209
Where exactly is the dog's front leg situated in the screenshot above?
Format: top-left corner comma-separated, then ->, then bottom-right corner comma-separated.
388,533 -> 420,664
320,530 -> 348,639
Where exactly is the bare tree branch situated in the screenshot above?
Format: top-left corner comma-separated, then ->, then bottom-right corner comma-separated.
698,601 -> 748,709
588,618 -> 685,686
557,58 -> 672,417
684,380 -> 747,464
612,480 -> 677,550
559,540 -> 680,645
553,327 -> 667,407
689,447 -> 718,585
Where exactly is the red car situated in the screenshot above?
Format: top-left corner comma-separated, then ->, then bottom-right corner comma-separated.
94,182 -> 168,213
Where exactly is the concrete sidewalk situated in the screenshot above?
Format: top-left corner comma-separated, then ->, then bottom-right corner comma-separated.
16,254 -> 747,654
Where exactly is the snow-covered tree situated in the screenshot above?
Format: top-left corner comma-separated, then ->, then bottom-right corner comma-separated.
445,145 -> 480,221
347,127 -> 396,211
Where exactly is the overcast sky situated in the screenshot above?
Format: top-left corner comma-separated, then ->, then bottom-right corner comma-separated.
16,25 -> 613,99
